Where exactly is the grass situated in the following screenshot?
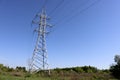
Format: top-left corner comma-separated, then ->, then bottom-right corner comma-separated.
0,65 -> 118,80
0,73 -> 118,80
0,75 -> 51,80
0,74 -> 70,80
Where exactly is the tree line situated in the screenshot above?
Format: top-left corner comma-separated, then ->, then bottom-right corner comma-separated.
0,64 -> 26,72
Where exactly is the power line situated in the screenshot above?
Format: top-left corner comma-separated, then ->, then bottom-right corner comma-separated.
48,0 -> 64,16
49,0 -> 75,18
47,0 -> 90,34
54,0 -> 101,26
50,0 -> 90,25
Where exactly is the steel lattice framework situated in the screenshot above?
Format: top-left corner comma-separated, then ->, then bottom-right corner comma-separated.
30,8 -> 51,72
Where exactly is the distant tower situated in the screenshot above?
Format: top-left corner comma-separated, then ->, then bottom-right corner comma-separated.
30,8 -> 51,72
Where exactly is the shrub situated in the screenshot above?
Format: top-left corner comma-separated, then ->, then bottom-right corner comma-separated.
110,55 -> 120,79
73,67 -> 84,73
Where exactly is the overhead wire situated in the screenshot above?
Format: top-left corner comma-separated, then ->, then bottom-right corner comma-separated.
50,0 -> 90,25
48,0 -> 65,16
31,0 -> 100,34
48,0 -> 90,33
48,0 -> 77,19
54,0 -> 101,26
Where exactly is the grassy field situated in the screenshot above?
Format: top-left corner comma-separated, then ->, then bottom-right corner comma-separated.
0,65 -> 118,80
0,75 -> 50,80
0,75 -> 118,80
0,72 -> 118,80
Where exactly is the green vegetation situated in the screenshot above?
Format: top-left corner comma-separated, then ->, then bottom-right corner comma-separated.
0,55 -> 120,80
0,65 -> 116,80
110,55 -> 120,79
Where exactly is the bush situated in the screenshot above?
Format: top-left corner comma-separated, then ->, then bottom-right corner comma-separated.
81,66 -> 98,73
73,67 -> 84,73
110,55 -> 120,79
110,64 -> 120,79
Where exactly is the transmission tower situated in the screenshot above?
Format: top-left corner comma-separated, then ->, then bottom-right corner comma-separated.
29,8 -> 51,72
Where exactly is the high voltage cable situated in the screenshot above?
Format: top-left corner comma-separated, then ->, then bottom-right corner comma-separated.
54,0 -> 101,26
50,0 -> 90,25
49,0 -> 75,18
47,0 -> 90,33
57,0 -> 90,20
31,0 -> 100,31
48,0 -> 64,16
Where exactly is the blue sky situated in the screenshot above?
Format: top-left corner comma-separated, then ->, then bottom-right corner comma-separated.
0,0 -> 120,69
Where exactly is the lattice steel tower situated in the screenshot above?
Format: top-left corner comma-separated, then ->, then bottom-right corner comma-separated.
29,8 -> 51,72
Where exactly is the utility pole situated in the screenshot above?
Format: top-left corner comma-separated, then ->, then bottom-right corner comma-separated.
29,8 -> 51,72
